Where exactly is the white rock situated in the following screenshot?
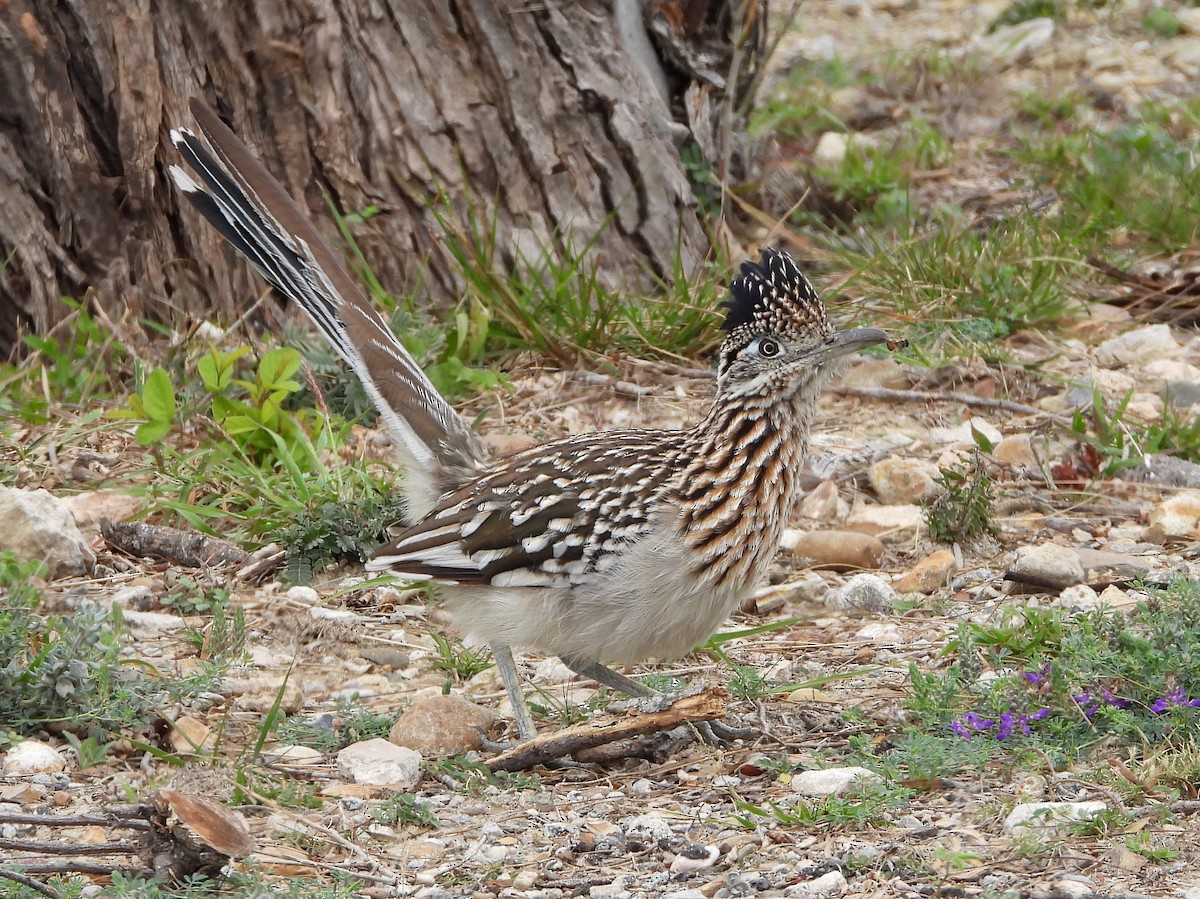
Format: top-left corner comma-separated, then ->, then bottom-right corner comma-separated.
120,610 -> 188,632
1148,490 -> 1200,539
977,18 -> 1055,63
669,844 -> 719,872
1053,878 -> 1095,899
0,487 -> 95,578
309,607 -> 364,624
286,585 -> 320,604
1179,7 -> 1200,33
929,419 -> 1003,447
868,458 -> 942,505
1097,584 -> 1135,609
623,812 -> 673,843
3,740 -> 66,775
263,745 -> 324,765
1164,36 -> 1200,69
1182,883 -> 1200,899
813,131 -> 849,167
1094,324 -> 1182,367
1086,366 -> 1137,397
837,358 -> 909,389
336,738 -> 421,789
855,621 -> 902,642
1004,800 -> 1107,836
798,479 -> 840,521
832,573 -> 897,613
791,766 -> 881,797
1010,544 -> 1085,586
533,657 -> 576,684
590,876 -> 632,899
845,503 -> 924,540
784,870 -> 848,897
1143,358 -> 1200,390
60,490 -> 142,534
110,585 -> 153,608
993,435 -> 1037,468
1053,584 -> 1100,612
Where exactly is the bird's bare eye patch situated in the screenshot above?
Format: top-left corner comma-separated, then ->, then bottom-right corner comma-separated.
750,337 -> 781,358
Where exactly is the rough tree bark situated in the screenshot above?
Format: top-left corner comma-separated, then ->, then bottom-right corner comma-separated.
0,0 -> 761,357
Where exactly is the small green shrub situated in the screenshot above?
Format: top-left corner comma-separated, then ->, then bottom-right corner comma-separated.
902,579 -> 1200,762
107,366 -> 177,445
1142,8 -> 1182,37
370,793 -> 440,829
277,701 -> 397,752
924,452 -> 997,543
0,553 -> 212,738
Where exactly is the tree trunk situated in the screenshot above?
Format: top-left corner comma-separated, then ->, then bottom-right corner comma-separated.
0,0 -> 760,357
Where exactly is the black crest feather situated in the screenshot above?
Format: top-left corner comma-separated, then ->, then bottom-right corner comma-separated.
720,248 -> 830,339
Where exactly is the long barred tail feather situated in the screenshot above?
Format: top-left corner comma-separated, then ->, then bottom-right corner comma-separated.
168,99 -> 486,514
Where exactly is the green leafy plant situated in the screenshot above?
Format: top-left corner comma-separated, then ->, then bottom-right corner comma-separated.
429,634 -> 492,681
277,701 -> 398,752
231,770 -> 322,810
107,366 -> 177,444
988,0 -> 1062,32
1125,832 -> 1180,861
370,793 -> 440,829
1142,8 -> 1182,38
0,553 -> 189,738
901,578 -> 1200,764
198,345 -> 310,459
1066,389 -> 1200,476
161,578 -> 230,616
1014,117 -> 1200,252
734,781 -> 911,830
831,210 -> 1078,360
62,731 -> 115,769
424,756 -> 540,794
924,452 -> 997,543
2,297 -> 128,423
276,488 -> 409,584
185,598 -> 247,664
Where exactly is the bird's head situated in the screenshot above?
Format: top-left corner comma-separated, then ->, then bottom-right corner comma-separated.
716,248 -> 895,403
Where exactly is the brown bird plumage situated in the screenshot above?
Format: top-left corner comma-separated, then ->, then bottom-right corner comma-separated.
169,99 -> 895,740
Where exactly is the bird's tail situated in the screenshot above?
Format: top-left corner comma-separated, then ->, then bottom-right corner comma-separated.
168,98 -> 485,513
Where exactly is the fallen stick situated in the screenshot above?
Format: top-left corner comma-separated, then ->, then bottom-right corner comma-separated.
101,520 -> 249,569
486,685 -> 728,772
827,384 -> 1074,425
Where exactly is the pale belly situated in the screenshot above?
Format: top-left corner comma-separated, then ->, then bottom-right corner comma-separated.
441,518 -> 767,665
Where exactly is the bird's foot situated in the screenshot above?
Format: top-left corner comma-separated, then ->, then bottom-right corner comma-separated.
694,718 -> 756,746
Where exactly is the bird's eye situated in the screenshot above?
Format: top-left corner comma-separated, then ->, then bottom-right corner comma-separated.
756,337 -> 781,358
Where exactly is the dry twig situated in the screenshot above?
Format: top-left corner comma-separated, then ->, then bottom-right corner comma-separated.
486,685 -> 728,772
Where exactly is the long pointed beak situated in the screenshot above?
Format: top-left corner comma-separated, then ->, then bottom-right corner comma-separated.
827,327 -> 904,357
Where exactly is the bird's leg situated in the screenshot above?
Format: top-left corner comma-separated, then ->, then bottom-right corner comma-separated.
560,657 -> 754,744
491,642 -> 538,741
561,657 -> 656,697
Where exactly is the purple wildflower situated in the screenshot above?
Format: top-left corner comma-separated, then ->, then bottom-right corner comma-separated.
1150,689 -> 1196,714
1023,664 -> 1053,685
950,706 -> 1053,741
996,713 -> 1016,741
1100,687 -> 1131,709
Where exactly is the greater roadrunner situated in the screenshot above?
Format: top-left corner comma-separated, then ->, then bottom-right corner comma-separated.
169,99 -> 897,741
